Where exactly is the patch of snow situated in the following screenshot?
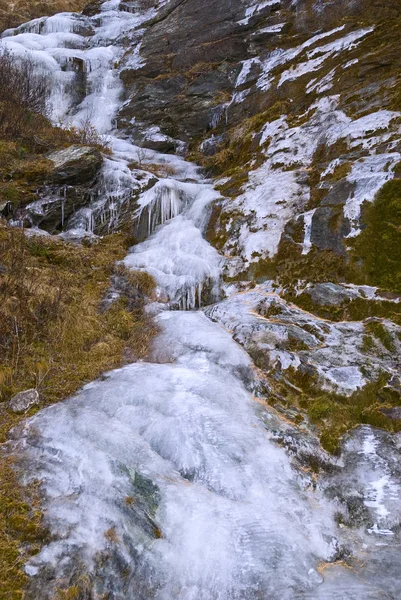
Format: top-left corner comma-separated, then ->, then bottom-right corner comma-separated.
279,28 -> 373,85
343,58 -> 359,69
345,152 -> 400,236
255,25 -> 346,91
306,68 -> 336,94
320,366 -> 366,393
256,23 -> 286,34
236,57 -> 262,87
301,209 -> 316,255
238,0 -> 281,25
259,116 -> 288,145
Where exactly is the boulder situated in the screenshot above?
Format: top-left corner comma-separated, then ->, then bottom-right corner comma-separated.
308,283 -> 357,306
16,145 -> 104,233
9,388 -> 40,413
47,145 -> 103,186
381,407 -> 401,420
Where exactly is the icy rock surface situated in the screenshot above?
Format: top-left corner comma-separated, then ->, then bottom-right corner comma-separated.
206,283 -> 401,395
124,181 -> 222,309
19,312 -> 339,599
219,97 -> 400,267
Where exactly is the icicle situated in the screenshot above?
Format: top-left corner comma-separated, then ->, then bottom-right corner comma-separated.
61,185 -> 66,228
301,209 -> 316,255
197,283 -> 202,308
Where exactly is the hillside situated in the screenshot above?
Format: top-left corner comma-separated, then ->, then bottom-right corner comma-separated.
0,0 -> 401,598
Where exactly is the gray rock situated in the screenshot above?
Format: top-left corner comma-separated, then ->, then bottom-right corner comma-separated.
309,282 -> 356,306
9,388 -> 40,413
310,205 -> 351,255
117,0 -> 251,140
200,134 -> 226,156
47,145 -> 103,186
15,145 -> 104,233
0,200 -> 13,217
381,407 -> 401,420
321,180 -> 356,206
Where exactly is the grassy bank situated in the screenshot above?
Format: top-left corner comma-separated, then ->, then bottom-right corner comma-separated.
0,225 -> 157,599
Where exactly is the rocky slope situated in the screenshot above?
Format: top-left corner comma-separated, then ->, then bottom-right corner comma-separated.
1,0 -> 401,598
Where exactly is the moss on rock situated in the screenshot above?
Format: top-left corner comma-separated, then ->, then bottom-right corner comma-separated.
351,180 -> 401,293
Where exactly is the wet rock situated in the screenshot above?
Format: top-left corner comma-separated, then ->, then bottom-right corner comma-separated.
15,146 -> 104,233
131,471 -> 160,516
380,407 -> 401,420
310,205 -> 351,255
308,283 -> 357,306
22,186 -> 94,234
132,126 -> 178,153
47,145 -> 103,186
200,133 -> 226,156
324,426 -> 401,533
9,389 -> 40,413
387,375 -> 401,394
82,0 -> 104,17
321,180 -> 356,207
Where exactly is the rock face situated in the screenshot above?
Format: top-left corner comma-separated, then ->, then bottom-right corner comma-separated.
10,145 -> 103,234
47,145 -> 102,185
9,389 -> 40,413
118,0 -> 249,141
116,0 -> 401,277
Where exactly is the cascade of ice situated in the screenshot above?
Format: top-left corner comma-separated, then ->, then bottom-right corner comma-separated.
136,180 -> 189,237
0,0 -> 174,230
18,311 -> 342,600
1,0 -> 221,305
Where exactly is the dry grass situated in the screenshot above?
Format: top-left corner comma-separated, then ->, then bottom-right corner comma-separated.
0,456 -> 46,600
0,224 -> 157,412
0,223 -> 157,598
128,160 -> 177,179
0,0 -> 88,32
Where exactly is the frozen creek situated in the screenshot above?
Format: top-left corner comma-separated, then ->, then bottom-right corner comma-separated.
2,1 -> 401,599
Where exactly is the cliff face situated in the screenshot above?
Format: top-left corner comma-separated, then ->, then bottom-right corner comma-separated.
119,0 -> 401,276
113,0 -> 401,442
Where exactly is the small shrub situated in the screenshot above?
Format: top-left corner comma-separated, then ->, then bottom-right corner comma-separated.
66,116 -> 111,153
0,49 -> 49,139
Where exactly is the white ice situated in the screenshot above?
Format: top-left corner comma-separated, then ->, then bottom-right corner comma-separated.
21,310 -> 338,599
